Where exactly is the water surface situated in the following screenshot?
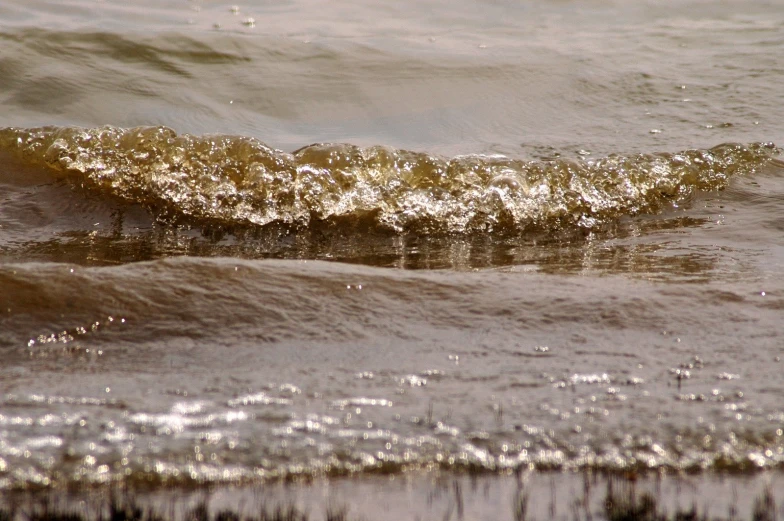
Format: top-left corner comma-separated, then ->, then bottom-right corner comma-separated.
1,0 -> 783,493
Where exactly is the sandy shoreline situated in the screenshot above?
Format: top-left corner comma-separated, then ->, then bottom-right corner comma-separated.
2,470 -> 782,520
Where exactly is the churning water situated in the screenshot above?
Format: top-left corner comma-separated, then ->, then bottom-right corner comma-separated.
0,0 -> 783,503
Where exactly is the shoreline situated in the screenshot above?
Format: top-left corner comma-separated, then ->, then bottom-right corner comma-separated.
2,470 -> 782,521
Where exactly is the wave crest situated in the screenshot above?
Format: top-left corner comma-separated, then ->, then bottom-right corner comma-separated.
1,125 -> 778,233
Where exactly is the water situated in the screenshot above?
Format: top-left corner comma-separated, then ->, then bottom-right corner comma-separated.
1,0 -> 784,500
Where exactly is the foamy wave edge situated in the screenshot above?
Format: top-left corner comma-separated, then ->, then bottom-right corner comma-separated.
0,126 -> 779,234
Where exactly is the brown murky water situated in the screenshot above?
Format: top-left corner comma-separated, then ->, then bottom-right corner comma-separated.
0,0 -> 783,507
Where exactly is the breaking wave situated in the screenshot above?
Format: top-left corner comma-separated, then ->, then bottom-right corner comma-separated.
1,126 -> 778,234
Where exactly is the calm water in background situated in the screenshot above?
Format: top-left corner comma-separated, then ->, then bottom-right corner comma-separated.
1,0 -> 784,496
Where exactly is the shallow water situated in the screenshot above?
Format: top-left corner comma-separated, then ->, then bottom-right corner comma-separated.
1,0 -> 784,492
5,473 -> 784,521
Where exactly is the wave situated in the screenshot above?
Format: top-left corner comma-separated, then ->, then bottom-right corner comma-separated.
1,257 -> 783,488
0,126 -> 779,234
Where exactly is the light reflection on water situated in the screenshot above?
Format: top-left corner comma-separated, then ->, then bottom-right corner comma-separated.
1,0 -> 784,493
1,252 -> 783,487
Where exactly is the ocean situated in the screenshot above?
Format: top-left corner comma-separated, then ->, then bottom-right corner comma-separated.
1,0 -> 783,519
